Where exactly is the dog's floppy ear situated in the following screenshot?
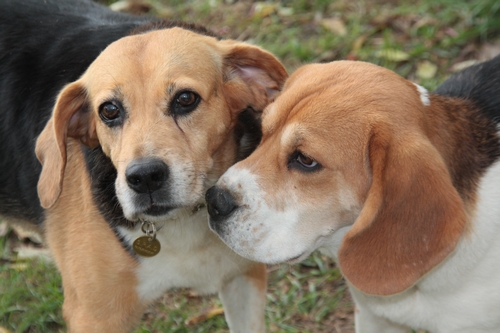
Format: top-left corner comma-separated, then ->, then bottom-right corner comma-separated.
220,40 -> 288,112
35,81 -> 98,209
338,125 -> 466,296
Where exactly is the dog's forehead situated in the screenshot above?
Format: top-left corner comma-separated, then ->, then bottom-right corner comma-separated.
263,61 -> 426,136
82,28 -> 222,91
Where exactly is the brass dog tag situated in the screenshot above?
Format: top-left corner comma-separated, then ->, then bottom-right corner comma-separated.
133,236 -> 161,257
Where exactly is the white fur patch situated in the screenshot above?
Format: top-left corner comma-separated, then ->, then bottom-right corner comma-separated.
349,160 -> 500,332
214,167 -> 310,263
413,83 -> 430,106
213,166 -> 349,265
117,208 -> 254,302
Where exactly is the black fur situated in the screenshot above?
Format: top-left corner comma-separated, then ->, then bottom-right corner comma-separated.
0,0 -> 149,225
234,107 -> 263,162
0,0 -> 260,232
435,55 -> 500,125
434,55 -> 500,200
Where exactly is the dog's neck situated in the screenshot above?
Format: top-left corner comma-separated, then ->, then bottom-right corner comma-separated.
424,94 -> 500,207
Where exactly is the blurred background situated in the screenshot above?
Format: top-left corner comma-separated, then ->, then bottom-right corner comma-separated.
1,0 -> 500,332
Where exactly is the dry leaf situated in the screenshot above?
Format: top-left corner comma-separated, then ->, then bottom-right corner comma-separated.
109,0 -> 152,15
478,43 -> 500,61
450,60 -> 479,72
10,223 -> 43,244
351,35 -> 367,52
417,60 -> 438,79
320,18 -> 347,36
375,49 -> 410,62
250,2 -> 277,18
185,307 -> 225,326
278,7 -> 293,17
9,262 -> 29,271
15,245 -> 52,262
0,221 -> 8,237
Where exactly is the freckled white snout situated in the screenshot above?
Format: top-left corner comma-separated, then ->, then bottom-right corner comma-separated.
206,165 -> 326,265
206,185 -> 239,231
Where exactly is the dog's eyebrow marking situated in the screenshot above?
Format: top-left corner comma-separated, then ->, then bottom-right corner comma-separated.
167,83 -> 176,96
96,87 -> 123,107
281,122 -> 301,148
113,87 -> 123,99
413,83 -> 431,106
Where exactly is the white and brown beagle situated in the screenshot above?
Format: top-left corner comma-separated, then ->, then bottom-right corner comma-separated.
206,56 -> 500,332
0,0 -> 287,332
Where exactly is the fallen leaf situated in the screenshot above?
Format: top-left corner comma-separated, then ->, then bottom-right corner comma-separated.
450,59 -> 479,72
351,35 -> 367,52
0,221 -> 8,237
320,18 -> 347,36
444,27 -> 459,37
345,53 -> 358,61
478,43 -> 500,61
314,50 -> 337,63
417,60 -> 438,79
185,307 -> 225,326
10,223 -> 43,244
413,16 -> 437,29
375,49 -> 410,62
277,6 -> 293,17
109,0 -> 152,15
250,2 -> 277,18
9,262 -> 28,271
15,245 -> 53,262
0,326 -> 12,333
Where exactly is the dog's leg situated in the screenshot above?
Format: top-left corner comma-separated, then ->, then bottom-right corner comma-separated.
60,270 -> 145,333
354,303 -> 412,333
219,263 -> 267,333
48,217 -> 146,333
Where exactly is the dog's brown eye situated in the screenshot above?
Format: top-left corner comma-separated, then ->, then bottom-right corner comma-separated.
297,153 -> 317,168
171,90 -> 201,116
288,151 -> 322,173
99,101 -> 124,127
101,103 -> 119,119
177,92 -> 197,106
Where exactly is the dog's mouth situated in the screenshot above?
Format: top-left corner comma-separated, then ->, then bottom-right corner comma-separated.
142,204 -> 176,217
285,252 -> 309,264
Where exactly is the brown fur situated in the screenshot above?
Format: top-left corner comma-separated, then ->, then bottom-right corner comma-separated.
47,141 -> 143,331
34,27 -> 287,332
224,60 -> 499,295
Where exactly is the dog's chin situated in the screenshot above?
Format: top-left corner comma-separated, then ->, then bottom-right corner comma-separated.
124,204 -> 178,222
143,204 -> 175,217
225,239 -> 314,266
284,235 -> 330,264
284,251 -> 312,265
262,249 -> 312,266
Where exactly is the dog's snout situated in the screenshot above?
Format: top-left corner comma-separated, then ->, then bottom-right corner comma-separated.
126,158 -> 169,194
206,186 -> 239,221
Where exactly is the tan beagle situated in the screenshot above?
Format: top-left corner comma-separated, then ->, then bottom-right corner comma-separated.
0,1 -> 287,332
206,58 -> 500,332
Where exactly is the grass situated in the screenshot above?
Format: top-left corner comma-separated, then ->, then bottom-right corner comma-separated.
2,0 -> 500,332
1,224 -> 349,333
140,0 -> 500,90
0,259 -> 64,333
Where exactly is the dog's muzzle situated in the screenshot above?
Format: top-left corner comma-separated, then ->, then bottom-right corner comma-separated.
124,158 -> 175,216
206,186 -> 239,231
126,158 -> 169,194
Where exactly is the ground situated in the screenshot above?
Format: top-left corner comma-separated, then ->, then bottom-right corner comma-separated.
1,0 -> 500,332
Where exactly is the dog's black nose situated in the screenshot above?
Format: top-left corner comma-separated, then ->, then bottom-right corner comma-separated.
126,158 -> 169,194
206,186 -> 239,221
